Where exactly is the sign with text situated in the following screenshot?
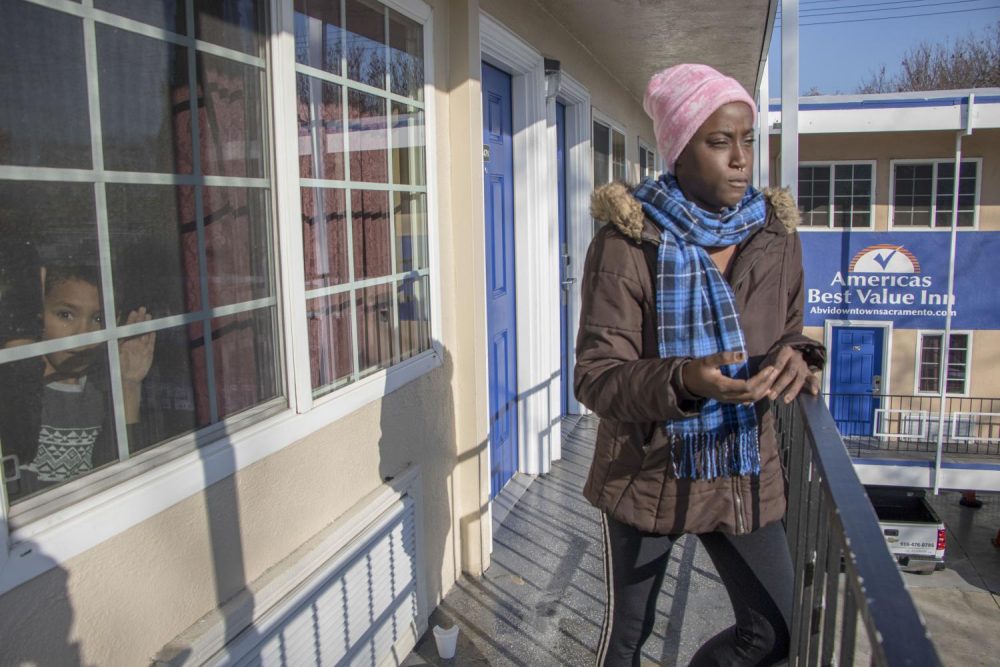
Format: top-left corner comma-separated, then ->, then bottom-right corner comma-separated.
800,232 -> 1000,329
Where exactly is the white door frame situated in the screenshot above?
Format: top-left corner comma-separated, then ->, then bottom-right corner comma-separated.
823,319 -> 894,396
480,13 -> 559,478
549,72 -> 592,420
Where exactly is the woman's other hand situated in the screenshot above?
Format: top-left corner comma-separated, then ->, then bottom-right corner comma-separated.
760,345 -> 820,404
681,351 -> 775,404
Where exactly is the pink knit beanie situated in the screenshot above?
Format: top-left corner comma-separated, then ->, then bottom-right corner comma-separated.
643,64 -> 757,174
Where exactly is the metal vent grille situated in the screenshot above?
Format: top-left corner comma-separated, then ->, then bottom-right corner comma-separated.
219,495 -> 419,667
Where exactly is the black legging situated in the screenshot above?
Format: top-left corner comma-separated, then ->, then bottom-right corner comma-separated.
597,514 -> 793,667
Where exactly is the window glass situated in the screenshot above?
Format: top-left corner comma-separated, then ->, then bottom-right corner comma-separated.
894,161 -> 976,228
593,121 -> 610,186
799,164 -> 871,228
97,26 -> 192,174
297,76 -> 345,181
294,0 -> 343,75
919,333 -> 969,394
194,0 -> 265,57
388,9 -> 423,101
96,0 -> 186,33
294,1 -> 431,396
0,3 -> 92,169
345,0 -> 386,88
0,0 -> 280,509
197,54 -> 267,178
612,129 -> 626,182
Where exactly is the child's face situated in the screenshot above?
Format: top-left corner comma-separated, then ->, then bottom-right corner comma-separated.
42,277 -> 104,375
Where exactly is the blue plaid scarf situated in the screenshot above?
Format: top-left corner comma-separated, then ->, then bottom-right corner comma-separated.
632,174 -> 767,479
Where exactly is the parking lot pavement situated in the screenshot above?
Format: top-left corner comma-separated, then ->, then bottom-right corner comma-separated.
903,490 -> 1000,666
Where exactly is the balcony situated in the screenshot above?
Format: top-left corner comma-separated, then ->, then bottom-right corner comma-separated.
404,397 -> 942,666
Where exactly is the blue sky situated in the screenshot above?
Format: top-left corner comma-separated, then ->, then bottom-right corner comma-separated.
767,2 -> 1000,96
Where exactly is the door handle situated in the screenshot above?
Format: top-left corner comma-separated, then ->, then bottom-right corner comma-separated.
561,278 -> 576,288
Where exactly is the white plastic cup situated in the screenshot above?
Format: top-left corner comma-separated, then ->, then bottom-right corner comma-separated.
432,624 -> 459,660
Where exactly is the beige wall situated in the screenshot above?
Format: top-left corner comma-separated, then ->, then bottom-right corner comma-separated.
769,128 -> 1000,231
480,0 -> 657,180
0,1 -> 658,664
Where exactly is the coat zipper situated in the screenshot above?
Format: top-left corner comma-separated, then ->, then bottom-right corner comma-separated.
732,478 -> 747,534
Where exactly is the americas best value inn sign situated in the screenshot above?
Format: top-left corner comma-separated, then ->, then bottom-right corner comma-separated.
800,232 -> 1000,329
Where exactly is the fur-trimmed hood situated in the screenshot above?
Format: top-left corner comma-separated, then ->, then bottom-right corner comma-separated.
590,181 -> 800,242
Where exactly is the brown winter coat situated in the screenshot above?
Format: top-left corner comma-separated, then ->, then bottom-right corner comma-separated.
574,182 -> 825,536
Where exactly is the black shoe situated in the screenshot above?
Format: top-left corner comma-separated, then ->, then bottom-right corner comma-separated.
960,497 -> 983,509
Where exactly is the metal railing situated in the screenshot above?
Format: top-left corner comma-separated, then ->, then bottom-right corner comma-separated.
826,392 -> 1000,458
776,395 -> 942,666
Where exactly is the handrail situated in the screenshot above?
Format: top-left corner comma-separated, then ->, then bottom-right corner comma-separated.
778,394 -> 942,666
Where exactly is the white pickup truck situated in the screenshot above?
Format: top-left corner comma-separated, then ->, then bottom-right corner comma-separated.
864,485 -> 947,574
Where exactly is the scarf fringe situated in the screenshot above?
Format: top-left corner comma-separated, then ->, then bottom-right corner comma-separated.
670,429 -> 761,480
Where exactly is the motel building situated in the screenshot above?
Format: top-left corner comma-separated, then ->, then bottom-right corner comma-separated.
0,0 -> 790,665
768,90 -> 1000,490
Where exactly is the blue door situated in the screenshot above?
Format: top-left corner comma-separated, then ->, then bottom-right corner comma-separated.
556,102 -> 570,415
483,62 -> 518,499
829,326 -> 884,437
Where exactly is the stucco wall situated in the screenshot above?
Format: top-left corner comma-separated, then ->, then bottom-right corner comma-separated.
769,128 -> 1000,231
0,1 -> 662,664
480,0 -> 658,180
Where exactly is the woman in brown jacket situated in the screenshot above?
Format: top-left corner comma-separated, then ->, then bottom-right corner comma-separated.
575,65 -> 825,666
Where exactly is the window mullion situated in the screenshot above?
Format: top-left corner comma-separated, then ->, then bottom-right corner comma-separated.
184,0 -> 220,424
827,165 -> 834,228
340,0 -> 361,383
384,9 -> 402,365
80,0 -> 132,462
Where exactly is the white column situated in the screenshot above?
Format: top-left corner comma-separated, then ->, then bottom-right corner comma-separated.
755,59 -> 770,190
780,0 -> 799,197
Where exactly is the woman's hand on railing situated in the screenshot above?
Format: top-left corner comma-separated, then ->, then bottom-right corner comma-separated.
761,346 -> 820,404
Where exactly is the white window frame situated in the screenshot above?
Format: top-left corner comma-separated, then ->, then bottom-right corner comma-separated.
796,160 -> 876,231
914,330 -> 972,397
888,158 -> 982,231
591,108 -> 628,185
0,0 -> 439,595
637,139 -> 659,181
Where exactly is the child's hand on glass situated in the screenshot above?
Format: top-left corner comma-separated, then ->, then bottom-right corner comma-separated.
120,306 -> 155,385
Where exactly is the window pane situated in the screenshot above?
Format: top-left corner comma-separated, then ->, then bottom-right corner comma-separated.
391,102 -> 426,185
297,76 -> 345,181
126,323 -> 205,455
197,54 -> 266,178
398,275 -> 430,361
593,121 -> 610,186
352,190 -> 391,279
96,0 -> 186,33
394,192 -> 428,272
1,345 -> 119,504
208,308 -> 280,419
302,188 -> 350,289
388,9 -> 423,101
195,0 -> 265,57
357,284 -> 394,374
348,90 -> 388,183
97,25 -> 191,174
345,0 -> 386,89
294,0 -> 343,75
106,183 -> 196,316
308,293 -> 354,390
612,130 -> 626,182
0,2 -> 92,168
203,187 -> 272,306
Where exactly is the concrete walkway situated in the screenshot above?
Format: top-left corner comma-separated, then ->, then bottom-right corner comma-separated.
403,417 -> 1000,666
905,490 -> 1000,667
403,415 -> 734,666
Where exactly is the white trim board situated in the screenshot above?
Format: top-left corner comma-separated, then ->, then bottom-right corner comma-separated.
555,71 -> 592,418
479,12 -> 561,481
